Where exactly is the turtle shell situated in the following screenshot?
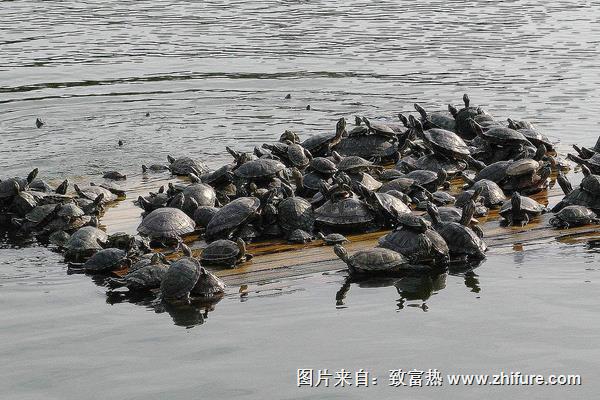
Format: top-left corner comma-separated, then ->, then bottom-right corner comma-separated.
506,159 -> 539,177
83,248 -> 127,272
25,204 -> 59,225
378,229 -> 449,264
122,263 -> 168,291
348,248 -> 409,274
378,169 -> 405,182
406,170 -> 439,187
287,143 -> 311,168
169,156 -> 209,176
287,229 -> 313,243
10,192 -> 38,216
550,206 -> 597,227
65,226 -> 108,261
182,183 -> 217,208
302,133 -> 336,154
372,192 -> 411,215
160,258 -> 201,300
75,185 -> 117,203
202,164 -> 234,186
278,197 -> 315,233
423,129 -> 470,159
302,171 -> 329,191
474,161 -> 512,184
191,268 -> 226,297
337,156 -> 373,173
201,239 -> 241,265
332,135 -> 397,161
561,188 -> 600,211
205,197 -> 260,240
315,197 -> 374,230
349,172 -> 382,191
0,179 -> 20,199
234,159 -> 285,180
193,206 -> 219,228
379,177 -> 415,193
471,179 -> 506,207
481,126 -> 530,146
412,154 -> 467,176
499,195 -> 545,217
137,208 -> 196,240
57,203 -> 85,218
433,221 -> 486,259
581,173 -> 600,195
309,157 -> 337,175
320,233 -> 348,244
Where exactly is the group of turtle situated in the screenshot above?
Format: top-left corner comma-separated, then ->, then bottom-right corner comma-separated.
3,93 -> 600,296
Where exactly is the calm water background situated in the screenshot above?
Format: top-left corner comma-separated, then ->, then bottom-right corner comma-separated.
1,1 -> 600,398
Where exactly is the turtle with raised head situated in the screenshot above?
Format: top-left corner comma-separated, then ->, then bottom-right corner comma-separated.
499,192 -> 546,226
301,118 -> 346,157
316,232 -> 349,245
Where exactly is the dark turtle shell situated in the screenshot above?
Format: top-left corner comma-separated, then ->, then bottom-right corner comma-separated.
378,228 -> 449,264
314,197 -> 375,231
450,94 -> 482,140
379,177 -> 415,194
64,226 -> 108,261
337,246 -> 409,274
337,156 -> 374,173
301,118 -> 346,156
193,206 -> 219,228
137,208 -> 196,240
478,125 -> 530,146
168,156 -> 209,176
234,159 -> 285,180
550,206 -> 597,228
0,179 -> 21,199
287,229 -> 313,243
25,204 -> 60,225
201,164 -> 234,186
74,185 -> 117,203
10,192 -> 38,216
473,161 -> 512,184
559,188 -> 600,211
121,263 -> 168,291
414,103 -> 456,132
332,135 -> 397,161
378,169 -> 405,182
423,128 -> 470,159
160,258 -> 201,300
433,220 -> 486,259
278,197 -> 315,233
286,142 -> 311,168
309,157 -> 337,175
83,248 -> 127,272
348,172 -> 382,191
200,239 -> 241,266
57,203 -> 85,219
469,179 -> 506,207
406,170 -> 441,187
499,194 -> 545,217
205,197 -> 260,241
191,267 -> 226,297
412,154 -> 467,176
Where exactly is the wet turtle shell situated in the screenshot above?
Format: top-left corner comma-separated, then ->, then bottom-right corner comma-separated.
287,229 -> 313,243
10,192 -> 38,216
117,262 -> 168,291
74,185 -> 117,204
314,197 -> 375,232
549,205 -> 598,228
160,257 -> 201,300
473,161 -> 512,184
234,159 -> 285,181
191,267 -> 226,298
348,172 -> 382,192
427,203 -> 486,259
83,248 -> 127,273
309,157 -> 337,175
414,103 -> 456,132
201,239 -> 249,268
378,169 -> 405,182
137,207 -> 196,241
406,170 -> 446,192
499,193 -> 546,225
317,232 -> 348,245
0,178 -> 21,199
167,156 -> 209,176
362,117 -> 396,137
334,245 -> 409,275
64,226 -> 108,261
449,94 -> 483,140
29,179 -> 53,192
205,197 -> 260,241
557,188 -> 600,212
469,179 -> 506,207
379,177 -> 415,194
278,197 -> 315,233
421,126 -> 471,160
24,204 -> 60,226
193,206 -> 219,228
473,122 -> 530,146
201,164 -> 234,186
182,183 -> 217,210
57,203 -> 85,219
378,227 -> 449,265
286,142 -> 312,169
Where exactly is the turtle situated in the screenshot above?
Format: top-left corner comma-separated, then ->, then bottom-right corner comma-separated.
331,134 -> 398,163
334,245 -> 410,276
160,251 -> 201,302
301,117 -> 346,157
277,196 -> 315,233
205,197 -> 261,241
233,158 -> 286,182
83,248 -> 128,273
360,188 -> 411,228
90,182 -> 126,197
470,119 -> 531,147
74,184 -> 117,204
191,267 -> 226,299
378,169 -> 406,182
28,178 -> 53,192
55,179 -> 69,195
551,170 -> 600,212
64,226 -> 108,262
167,155 -> 209,176
407,153 -> 468,176
568,153 -> 600,175
466,160 -> 512,186
499,192 -> 546,226
103,171 -> 126,180
284,141 -> 312,169
378,177 -> 416,194
48,230 -> 71,248
448,94 -> 484,140
137,192 -> 169,213
362,117 -> 397,138
503,146 -> 550,194
314,196 -> 377,233
201,164 -> 235,187
335,154 -> 379,174
13,203 -> 61,232
0,178 -> 22,201
414,103 -> 456,132
507,118 -> 554,151
463,179 -> 506,208
181,183 -> 217,213
580,165 -> 600,195
316,232 -> 349,245
453,186 -> 488,217
427,202 -> 487,260
308,157 -> 337,175
430,191 -> 456,206
406,169 -> 448,192
347,171 -> 382,192
200,238 -> 252,268
193,206 -> 219,228
287,229 -> 314,244
549,206 -> 599,228
378,213 -> 449,265
9,191 -> 39,216
279,130 -> 300,143
107,253 -> 169,291
142,163 -> 170,173
137,207 -> 196,243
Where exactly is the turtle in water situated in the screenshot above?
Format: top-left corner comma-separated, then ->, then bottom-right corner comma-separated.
107,254 -> 169,291
549,205 -> 599,229
103,171 -> 126,181
334,245 -> 410,276
137,207 -> 196,244
64,226 -> 109,262
200,238 -> 252,268
301,117 -> 346,157
499,192 -> 546,226
83,248 -> 129,273
167,155 -> 209,176
427,202 -> 487,260
160,249 -> 201,302
317,232 -> 349,245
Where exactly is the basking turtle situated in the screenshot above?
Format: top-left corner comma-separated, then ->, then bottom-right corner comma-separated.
465,161 -> 512,186
499,192 -> 546,226
193,206 -> 219,228
181,183 -> 217,213
334,245 -> 410,276
29,178 -> 53,192
427,202 -> 487,260
314,195 -> 377,233
205,197 -> 261,241
200,238 -> 252,268
317,232 -> 349,245
277,196 -> 315,234
284,141 -> 313,169
568,153 -> 600,175
137,207 -> 196,243
107,253 -> 169,291
378,213 -> 449,265
552,169 -> 600,212
347,171 -> 382,192
64,226 -> 108,262
13,203 -> 61,232
549,206 -> 598,229
378,169 -> 405,182
335,154 -> 379,174
414,103 -> 456,132
361,117 -> 397,138
301,118 -> 346,157
405,153 -> 468,176
137,192 -> 169,213
83,248 -> 128,273
287,229 -> 314,244
167,155 -> 209,176
191,267 -> 226,299
406,169 -> 448,192
448,94 -> 484,140
360,188 -> 411,228
332,134 -> 398,163
160,249 -> 201,302
74,184 -> 117,204
470,120 -> 530,147
466,179 -> 506,208
308,157 -> 337,176
507,118 -> 554,151
10,192 -> 39,217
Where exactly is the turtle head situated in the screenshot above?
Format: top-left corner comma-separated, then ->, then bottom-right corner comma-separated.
142,165 -> 148,173
55,179 -> 69,195
468,118 -> 484,137
581,164 -> 591,177
448,104 -> 458,118
179,242 -> 193,258
332,151 -> 343,164
511,192 -> 522,212
463,93 -> 470,108
333,244 -> 349,263
506,118 -> 517,130
408,115 -> 424,137
460,200 -> 476,226
235,238 -> 247,256
426,202 -> 441,225
534,145 -> 547,161
27,168 -> 39,184
471,185 -> 484,202
335,118 -> 347,138
398,113 -> 409,128
354,115 -> 362,126
414,103 -> 427,120
557,170 -> 572,196
167,155 -> 175,164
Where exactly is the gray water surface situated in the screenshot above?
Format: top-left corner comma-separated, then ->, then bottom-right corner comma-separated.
1,1 -> 600,398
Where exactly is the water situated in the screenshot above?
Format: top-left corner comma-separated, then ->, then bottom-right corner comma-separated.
1,1 -> 600,398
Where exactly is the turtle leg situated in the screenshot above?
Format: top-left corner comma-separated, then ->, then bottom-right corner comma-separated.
519,214 -> 529,227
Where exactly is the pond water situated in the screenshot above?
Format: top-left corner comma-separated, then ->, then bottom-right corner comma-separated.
1,0 -> 600,398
